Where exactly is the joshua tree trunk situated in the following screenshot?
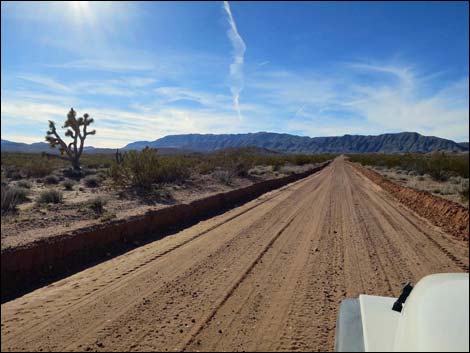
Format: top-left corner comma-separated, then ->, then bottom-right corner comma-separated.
71,158 -> 81,171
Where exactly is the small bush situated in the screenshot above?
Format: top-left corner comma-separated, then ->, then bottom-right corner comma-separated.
62,179 -> 76,191
1,185 -> 23,214
25,159 -> 57,178
17,180 -> 32,189
213,170 -> 233,185
45,175 -> 60,184
150,188 -> 173,203
348,152 -> 468,180
37,189 -> 63,204
460,182 -> 469,202
5,168 -> 22,180
100,212 -> 117,222
84,175 -> 101,188
110,147 -> 190,189
13,187 -> 29,203
88,197 -> 106,215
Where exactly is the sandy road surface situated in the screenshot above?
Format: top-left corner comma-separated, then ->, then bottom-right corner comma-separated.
1,157 -> 468,352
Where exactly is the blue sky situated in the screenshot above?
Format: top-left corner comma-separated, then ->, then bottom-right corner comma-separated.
1,1 -> 468,147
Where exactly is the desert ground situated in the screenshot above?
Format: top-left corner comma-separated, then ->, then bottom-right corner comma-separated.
371,165 -> 469,207
1,150 -> 321,249
1,156 -> 468,352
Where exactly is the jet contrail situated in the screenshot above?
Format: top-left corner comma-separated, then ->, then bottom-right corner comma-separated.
223,1 -> 246,120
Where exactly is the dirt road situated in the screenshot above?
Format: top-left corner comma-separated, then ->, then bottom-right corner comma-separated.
1,157 -> 468,352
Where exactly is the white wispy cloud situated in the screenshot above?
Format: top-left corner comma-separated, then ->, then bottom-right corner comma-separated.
257,61 -> 270,67
12,73 -> 158,98
48,59 -> 157,73
247,62 -> 469,141
17,74 -> 72,93
223,1 -> 246,120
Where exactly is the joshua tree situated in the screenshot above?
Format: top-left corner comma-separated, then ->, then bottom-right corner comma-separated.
45,108 -> 96,171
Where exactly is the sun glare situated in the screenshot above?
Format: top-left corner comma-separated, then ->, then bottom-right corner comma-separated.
70,1 -> 89,12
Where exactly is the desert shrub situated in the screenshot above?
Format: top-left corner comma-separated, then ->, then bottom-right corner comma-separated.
110,147 -> 190,189
17,180 -> 32,189
44,175 -> 60,184
348,152 -> 469,181
426,152 -> 450,181
11,186 -> 29,203
37,189 -> 63,204
96,170 -> 108,181
1,153 -> 64,178
88,197 -> 106,215
249,165 -> 269,176
5,167 -> 22,180
1,172 -> 6,187
81,153 -> 114,169
62,179 -> 76,190
213,170 -> 233,185
459,181 -> 469,202
100,212 -> 117,222
291,154 -> 313,166
1,185 -> 30,214
84,175 -> 101,188
135,187 -> 174,204
26,161 -> 56,178
1,185 -> 21,214
158,156 -> 191,182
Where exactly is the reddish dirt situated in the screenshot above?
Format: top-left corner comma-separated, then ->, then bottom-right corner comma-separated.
352,162 -> 469,241
1,156 -> 468,352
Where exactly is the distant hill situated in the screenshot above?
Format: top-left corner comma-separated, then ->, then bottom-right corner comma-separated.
458,142 -> 469,150
123,132 -> 467,154
3,132 -> 467,154
0,139 -> 114,154
0,139 -> 194,155
1,140 -> 54,153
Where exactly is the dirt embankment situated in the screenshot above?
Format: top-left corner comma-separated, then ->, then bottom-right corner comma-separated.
352,162 -> 469,241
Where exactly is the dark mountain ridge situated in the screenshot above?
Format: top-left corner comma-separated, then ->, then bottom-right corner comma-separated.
123,132 -> 468,154
2,132 -> 467,154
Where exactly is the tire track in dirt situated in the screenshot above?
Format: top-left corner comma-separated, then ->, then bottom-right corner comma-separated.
182,165 -> 334,352
180,215 -> 298,351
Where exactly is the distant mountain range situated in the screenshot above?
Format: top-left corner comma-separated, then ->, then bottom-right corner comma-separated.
458,142 -> 469,150
2,132 -> 468,154
123,132 -> 468,154
0,140 -> 115,154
